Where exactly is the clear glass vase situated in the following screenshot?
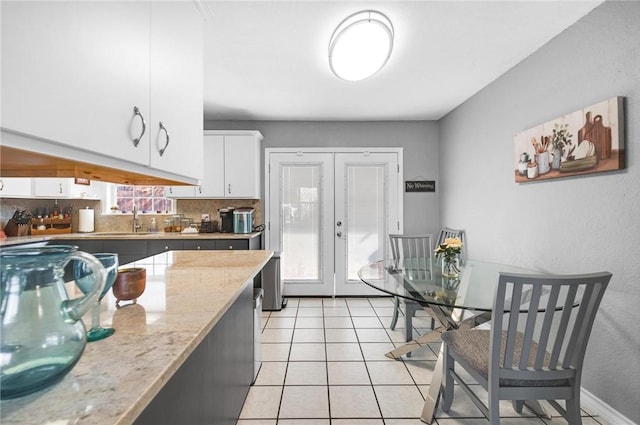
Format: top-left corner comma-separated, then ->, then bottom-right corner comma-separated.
441,257 -> 460,279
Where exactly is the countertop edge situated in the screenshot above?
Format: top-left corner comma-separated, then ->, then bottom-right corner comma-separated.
0,232 -> 263,247
119,250 -> 273,424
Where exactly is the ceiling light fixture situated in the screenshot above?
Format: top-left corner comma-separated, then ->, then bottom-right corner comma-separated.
328,10 -> 394,82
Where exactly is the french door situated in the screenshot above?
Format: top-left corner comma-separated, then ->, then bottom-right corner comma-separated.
266,148 -> 402,296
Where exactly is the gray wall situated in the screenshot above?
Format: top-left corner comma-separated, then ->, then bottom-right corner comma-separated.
439,2 -> 639,422
205,121 -> 440,237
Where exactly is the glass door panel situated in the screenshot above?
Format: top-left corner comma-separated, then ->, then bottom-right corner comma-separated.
267,152 -> 334,296
281,164 -> 321,280
334,152 -> 400,296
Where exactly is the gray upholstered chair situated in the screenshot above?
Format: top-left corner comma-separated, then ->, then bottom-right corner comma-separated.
388,234 -> 433,343
441,271 -> 611,425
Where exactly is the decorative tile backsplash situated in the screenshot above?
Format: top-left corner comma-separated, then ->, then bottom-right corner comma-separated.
1,198 -> 262,234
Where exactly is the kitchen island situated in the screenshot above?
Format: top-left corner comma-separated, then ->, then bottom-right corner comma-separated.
0,249 -> 272,425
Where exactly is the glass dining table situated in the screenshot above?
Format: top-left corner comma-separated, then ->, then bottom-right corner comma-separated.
358,257 -> 543,424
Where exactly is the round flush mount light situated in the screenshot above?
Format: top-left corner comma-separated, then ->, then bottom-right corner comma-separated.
328,10 -> 394,82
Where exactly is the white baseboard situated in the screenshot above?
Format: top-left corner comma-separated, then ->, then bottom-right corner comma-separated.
582,388 -> 637,425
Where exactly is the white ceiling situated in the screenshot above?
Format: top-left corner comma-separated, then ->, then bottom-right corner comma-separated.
203,1 -> 603,122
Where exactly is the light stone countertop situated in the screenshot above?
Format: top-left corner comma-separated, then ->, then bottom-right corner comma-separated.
0,249 -> 273,425
0,231 -> 262,247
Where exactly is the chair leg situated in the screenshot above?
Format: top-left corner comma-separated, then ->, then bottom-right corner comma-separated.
488,387 -> 500,425
512,400 -> 524,413
565,397 -> 583,425
404,301 -> 420,341
404,304 -> 414,343
441,345 -> 454,412
390,296 -> 400,330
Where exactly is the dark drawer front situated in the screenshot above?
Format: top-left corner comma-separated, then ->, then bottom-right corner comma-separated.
183,240 -> 218,250
148,240 -> 184,256
54,239 -> 104,254
103,240 -> 148,266
215,239 -> 250,250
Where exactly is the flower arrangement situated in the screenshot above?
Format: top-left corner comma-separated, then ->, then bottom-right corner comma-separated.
434,237 -> 463,278
434,237 -> 463,262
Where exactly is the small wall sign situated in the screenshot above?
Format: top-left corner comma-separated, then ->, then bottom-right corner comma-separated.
405,180 -> 435,192
74,177 -> 91,186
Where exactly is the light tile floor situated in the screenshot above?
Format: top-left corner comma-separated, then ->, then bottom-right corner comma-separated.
238,297 -> 608,425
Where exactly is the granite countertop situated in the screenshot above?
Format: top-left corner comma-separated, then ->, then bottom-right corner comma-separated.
0,249 -> 273,425
0,231 -> 262,247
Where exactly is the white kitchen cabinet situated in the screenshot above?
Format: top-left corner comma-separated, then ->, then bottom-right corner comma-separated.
32,178 -> 101,199
0,178 -> 33,198
222,132 -> 263,199
166,185 -> 198,198
1,1 -> 203,184
1,1 -> 150,166
198,135 -> 226,197
148,2 -> 203,180
33,179 -> 68,198
168,131 -> 262,199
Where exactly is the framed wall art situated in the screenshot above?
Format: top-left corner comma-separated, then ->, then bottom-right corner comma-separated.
514,96 -> 624,183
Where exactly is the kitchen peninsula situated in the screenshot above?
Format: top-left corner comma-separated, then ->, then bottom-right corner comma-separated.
0,249 -> 272,425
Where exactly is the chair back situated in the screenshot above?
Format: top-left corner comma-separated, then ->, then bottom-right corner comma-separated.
491,272 -> 611,387
388,234 -> 433,279
436,227 -> 466,262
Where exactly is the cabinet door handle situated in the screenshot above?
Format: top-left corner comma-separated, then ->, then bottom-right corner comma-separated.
0,179 -> 4,191
227,184 -> 231,194
58,183 -> 63,194
158,122 -> 170,156
133,106 -> 146,147
198,185 -> 202,194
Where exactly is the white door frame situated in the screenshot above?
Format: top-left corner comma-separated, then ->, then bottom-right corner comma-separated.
265,147 -> 404,296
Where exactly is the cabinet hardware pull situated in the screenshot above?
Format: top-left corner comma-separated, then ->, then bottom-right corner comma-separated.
0,179 -> 4,191
132,106 -> 146,147
198,185 -> 202,194
158,122 -> 170,156
58,183 -> 62,194
227,184 -> 231,194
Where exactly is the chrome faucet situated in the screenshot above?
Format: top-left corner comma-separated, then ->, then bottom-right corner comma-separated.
132,205 -> 142,233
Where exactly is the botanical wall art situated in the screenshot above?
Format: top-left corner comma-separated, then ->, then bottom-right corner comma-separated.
514,96 -> 624,183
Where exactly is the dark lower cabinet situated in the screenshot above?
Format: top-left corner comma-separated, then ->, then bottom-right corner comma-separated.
53,239 -> 104,253
147,239 -> 184,256
102,240 -> 148,265
134,284 -> 254,425
183,239 -> 218,250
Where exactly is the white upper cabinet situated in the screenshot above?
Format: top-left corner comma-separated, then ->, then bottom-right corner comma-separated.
32,178 -> 101,199
168,131 -> 262,199
222,132 -> 262,199
1,1 -> 150,165
1,1 -> 203,183
198,135 -> 225,197
148,2 -> 203,179
0,178 -> 32,198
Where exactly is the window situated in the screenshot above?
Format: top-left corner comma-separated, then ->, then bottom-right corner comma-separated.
111,185 -> 174,214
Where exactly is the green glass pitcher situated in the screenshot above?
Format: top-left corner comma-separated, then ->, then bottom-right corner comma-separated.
0,245 -> 105,399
